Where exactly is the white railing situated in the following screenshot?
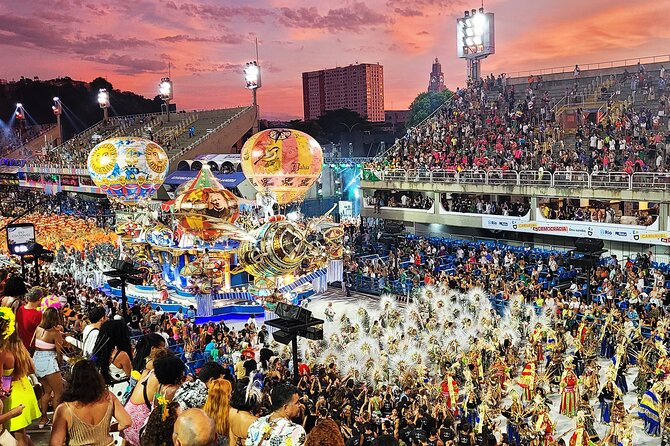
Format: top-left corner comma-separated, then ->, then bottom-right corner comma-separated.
364,169 -> 670,191
505,54 -> 670,79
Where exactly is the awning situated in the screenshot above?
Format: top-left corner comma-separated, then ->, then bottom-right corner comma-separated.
164,171 -> 246,187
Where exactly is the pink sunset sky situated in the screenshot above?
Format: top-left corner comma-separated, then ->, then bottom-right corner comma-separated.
1,0 -> 669,119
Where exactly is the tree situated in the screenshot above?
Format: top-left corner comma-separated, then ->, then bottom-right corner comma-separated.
406,89 -> 454,128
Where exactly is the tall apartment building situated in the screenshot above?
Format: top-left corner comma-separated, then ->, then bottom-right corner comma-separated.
302,63 -> 384,122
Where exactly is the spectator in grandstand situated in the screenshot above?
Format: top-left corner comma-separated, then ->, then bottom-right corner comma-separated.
246,383 -> 306,446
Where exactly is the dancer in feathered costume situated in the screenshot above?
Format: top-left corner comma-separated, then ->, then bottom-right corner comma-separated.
577,394 -> 600,442
440,370 -> 460,417
569,412 -> 590,446
518,360 -> 536,402
559,357 -> 578,417
613,341 -> 629,393
533,403 -> 555,446
598,372 -> 619,423
581,358 -> 600,399
638,381 -> 662,436
503,390 -> 524,446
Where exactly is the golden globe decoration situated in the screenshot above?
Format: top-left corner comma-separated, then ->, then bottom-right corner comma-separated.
241,128 -> 323,205
237,220 -> 306,278
87,137 -> 169,205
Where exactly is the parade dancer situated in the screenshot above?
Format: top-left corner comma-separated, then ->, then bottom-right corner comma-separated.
559,357 -> 578,417
569,412 -> 590,446
638,381 -> 662,437
598,373 -> 619,423
503,390 -> 524,446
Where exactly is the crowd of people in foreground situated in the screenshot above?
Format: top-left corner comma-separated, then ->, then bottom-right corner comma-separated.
0,224 -> 668,446
369,67 -> 670,176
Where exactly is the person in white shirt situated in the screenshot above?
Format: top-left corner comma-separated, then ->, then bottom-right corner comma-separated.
82,306 -> 107,357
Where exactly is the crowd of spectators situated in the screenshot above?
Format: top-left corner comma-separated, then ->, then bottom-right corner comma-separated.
0,187 -> 112,220
540,202 -> 657,226
441,195 -> 530,217
365,190 -> 433,212
370,66 -> 670,177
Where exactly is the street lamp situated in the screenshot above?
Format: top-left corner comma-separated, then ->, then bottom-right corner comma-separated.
159,77 -> 173,122
52,97 -> 63,145
244,61 -> 261,133
97,88 -> 110,121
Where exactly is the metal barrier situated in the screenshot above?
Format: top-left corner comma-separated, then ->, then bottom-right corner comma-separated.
367,169 -> 670,191
553,170 -> 589,188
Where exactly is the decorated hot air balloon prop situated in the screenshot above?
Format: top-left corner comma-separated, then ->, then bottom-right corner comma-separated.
164,165 -> 240,243
241,129 -> 323,205
87,137 -> 169,205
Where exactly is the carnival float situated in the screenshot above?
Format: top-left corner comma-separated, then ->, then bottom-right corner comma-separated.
86,132 -> 343,317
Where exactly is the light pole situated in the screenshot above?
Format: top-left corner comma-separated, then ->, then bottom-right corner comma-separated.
98,88 -> 110,122
15,103 -> 25,143
52,97 -> 62,145
244,61 -> 261,134
159,77 -> 173,122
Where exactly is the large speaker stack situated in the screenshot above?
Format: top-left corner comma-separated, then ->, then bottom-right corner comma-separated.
267,302 -> 324,383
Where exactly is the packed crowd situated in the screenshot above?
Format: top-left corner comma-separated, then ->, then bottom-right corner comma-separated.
0,214 -> 667,446
365,191 -> 434,211
540,203 -> 657,226
369,67 -> 670,176
440,195 -> 530,217
0,188 -> 112,220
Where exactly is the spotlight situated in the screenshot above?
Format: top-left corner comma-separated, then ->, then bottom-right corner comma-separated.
243,61 -> 261,89
97,89 -> 110,107
53,96 -> 59,102
16,103 -> 22,108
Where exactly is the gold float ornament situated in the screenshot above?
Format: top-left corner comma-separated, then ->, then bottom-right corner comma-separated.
236,219 -> 307,278
87,137 -> 169,205
241,128 -> 323,205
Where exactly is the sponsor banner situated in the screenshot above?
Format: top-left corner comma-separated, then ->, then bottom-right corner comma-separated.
482,216 -> 670,245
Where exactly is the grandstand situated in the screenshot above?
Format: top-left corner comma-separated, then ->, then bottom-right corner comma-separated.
363,55 -> 670,261
16,106 -> 256,169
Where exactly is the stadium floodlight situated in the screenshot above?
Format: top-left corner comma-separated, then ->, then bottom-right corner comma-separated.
456,9 -> 495,59
98,88 -> 110,120
16,103 -> 22,108
159,77 -> 173,101
244,61 -> 261,90
53,96 -> 63,144
98,89 -> 110,107
159,77 -> 174,122
53,96 -> 59,101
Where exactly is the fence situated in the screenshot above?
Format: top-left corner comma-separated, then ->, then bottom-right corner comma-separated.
364,169 -> 670,191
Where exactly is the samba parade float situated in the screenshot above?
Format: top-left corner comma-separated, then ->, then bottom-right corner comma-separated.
87,131 -> 344,320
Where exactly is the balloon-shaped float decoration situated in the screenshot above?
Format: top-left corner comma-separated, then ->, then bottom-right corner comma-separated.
162,165 -> 240,243
87,137 -> 169,205
241,129 -> 323,205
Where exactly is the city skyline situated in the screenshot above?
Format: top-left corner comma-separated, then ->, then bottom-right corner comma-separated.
1,0 -> 669,120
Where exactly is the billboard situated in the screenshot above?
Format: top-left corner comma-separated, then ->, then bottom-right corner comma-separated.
6,223 -> 35,254
456,11 -> 495,59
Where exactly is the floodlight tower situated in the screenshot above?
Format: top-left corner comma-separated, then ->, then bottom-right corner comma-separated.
244,61 -> 261,134
159,77 -> 174,122
98,88 -> 110,121
456,7 -> 495,82
15,103 -> 26,142
52,97 -> 62,145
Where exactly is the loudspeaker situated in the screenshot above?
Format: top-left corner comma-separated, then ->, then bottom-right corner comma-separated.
299,326 -> 323,340
112,259 -> 136,273
574,238 -> 603,253
275,302 -> 311,323
272,330 -> 295,345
